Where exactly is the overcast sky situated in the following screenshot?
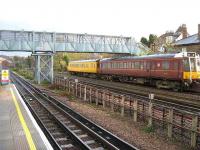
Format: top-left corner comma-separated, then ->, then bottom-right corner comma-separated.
0,0 -> 199,41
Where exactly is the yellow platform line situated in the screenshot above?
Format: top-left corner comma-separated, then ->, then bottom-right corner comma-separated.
10,87 -> 36,150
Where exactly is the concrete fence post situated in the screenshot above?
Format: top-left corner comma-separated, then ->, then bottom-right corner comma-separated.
191,115 -> 198,148
95,89 -> 98,105
148,93 -> 154,127
121,95 -> 125,117
89,87 -> 92,103
167,107 -> 173,138
148,100 -> 153,127
79,84 -> 82,99
84,85 -> 87,101
111,94 -> 114,112
133,99 -> 138,122
68,81 -> 71,93
75,82 -> 78,97
102,91 -> 106,108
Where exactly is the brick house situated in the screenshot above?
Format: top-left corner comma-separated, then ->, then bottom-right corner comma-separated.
174,24 -> 200,54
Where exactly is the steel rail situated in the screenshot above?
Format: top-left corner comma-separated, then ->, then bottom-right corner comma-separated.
12,72 -> 139,150
12,75 -> 91,150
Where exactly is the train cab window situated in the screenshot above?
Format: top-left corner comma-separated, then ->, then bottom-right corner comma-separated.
190,58 -> 196,71
183,58 -> 190,71
162,61 -> 169,70
197,59 -> 200,71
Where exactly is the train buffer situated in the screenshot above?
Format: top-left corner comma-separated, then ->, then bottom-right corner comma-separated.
0,83 -> 53,150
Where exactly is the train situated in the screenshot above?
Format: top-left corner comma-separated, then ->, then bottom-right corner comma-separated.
67,52 -> 200,91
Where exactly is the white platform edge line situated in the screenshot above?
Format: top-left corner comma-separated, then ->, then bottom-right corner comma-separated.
13,84 -> 53,150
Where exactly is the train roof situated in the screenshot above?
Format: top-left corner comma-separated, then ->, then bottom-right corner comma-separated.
69,59 -> 99,63
100,52 -> 198,62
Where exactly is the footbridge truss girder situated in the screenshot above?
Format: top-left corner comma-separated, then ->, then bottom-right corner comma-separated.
0,30 -> 145,55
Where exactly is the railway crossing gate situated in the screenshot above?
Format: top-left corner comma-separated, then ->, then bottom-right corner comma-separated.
0,30 -> 149,83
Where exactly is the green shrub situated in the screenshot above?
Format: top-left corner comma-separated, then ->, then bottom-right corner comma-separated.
143,126 -> 155,133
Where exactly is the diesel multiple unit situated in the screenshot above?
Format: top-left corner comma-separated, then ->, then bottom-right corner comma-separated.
68,52 -> 200,90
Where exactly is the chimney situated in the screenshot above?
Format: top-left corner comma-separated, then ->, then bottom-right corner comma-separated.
198,24 -> 200,39
182,24 -> 187,39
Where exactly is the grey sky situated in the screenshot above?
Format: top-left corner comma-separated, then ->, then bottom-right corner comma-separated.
0,0 -> 199,40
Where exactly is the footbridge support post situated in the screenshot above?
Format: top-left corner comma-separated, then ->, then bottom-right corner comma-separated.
33,52 -> 54,84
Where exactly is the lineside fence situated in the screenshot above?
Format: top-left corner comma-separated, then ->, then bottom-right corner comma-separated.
54,76 -> 200,148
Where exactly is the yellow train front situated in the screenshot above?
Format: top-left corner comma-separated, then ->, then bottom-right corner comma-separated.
182,52 -> 200,91
67,59 -> 99,76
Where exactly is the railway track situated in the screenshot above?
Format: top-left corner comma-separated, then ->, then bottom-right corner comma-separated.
11,72 -> 138,150
57,75 -> 200,113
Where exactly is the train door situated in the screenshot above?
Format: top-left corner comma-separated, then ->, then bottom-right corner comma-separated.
96,60 -> 100,73
174,60 -> 180,79
146,61 -> 151,77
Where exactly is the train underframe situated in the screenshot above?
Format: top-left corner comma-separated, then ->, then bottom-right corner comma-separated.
70,71 -> 198,91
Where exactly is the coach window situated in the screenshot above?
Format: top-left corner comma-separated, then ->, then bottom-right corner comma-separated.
114,62 -> 117,68
134,62 -> 140,69
162,61 -> 170,70
108,63 -> 111,69
120,62 -> 123,68
128,62 -> 131,68
152,63 -> 155,70
143,62 -> 146,69
124,62 -> 127,68
173,62 -> 178,70
112,63 -> 115,68
132,62 -> 135,69
140,62 -> 144,70
118,62 -> 120,68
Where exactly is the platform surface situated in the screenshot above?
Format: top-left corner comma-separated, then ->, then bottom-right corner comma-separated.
0,84 -> 53,150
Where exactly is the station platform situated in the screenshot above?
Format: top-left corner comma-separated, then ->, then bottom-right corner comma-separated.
0,83 -> 53,150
